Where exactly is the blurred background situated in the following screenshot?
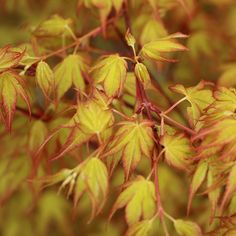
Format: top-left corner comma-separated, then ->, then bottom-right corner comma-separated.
1,0 -> 236,235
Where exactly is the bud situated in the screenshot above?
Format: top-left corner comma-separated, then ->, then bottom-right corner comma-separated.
134,62 -> 151,86
125,30 -> 136,48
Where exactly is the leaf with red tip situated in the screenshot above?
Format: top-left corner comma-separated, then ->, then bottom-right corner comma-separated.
0,71 -> 31,130
0,45 -> 24,72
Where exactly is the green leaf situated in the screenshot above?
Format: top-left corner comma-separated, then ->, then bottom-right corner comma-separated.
161,133 -> 194,171
174,219 -> 202,236
91,54 -> 127,97
110,176 -> 156,225
188,161 -> 208,214
105,120 -> 154,179
125,219 -> 154,236
221,164 -> 236,211
134,63 -> 151,87
29,120 -> 48,153
54,54 -> 88,99
0,71 -> 31,130
36,61 -> 54,98
34,14 -> 74,38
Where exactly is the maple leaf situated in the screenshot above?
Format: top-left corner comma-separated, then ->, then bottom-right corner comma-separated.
140,33 -> 188,62
91,54 -> 127,97
0,71 -> 31,130
174,219 -> 203,236
170,81 -> 214,127
0,45 -> 25,73
218,64 -> 236,87
40,157 -> 108,222
33,15 -> 75,38
105,120 -> 154,180
160,132 -> 194,171
54,54 -> 88,99
110,176 -> 156,225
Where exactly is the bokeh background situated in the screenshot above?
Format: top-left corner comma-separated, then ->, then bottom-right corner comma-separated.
1,0 -> 236,235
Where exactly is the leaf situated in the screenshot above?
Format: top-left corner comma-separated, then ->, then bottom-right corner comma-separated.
105,120 -> 154,179
110,176 -> 156,225
28,120 -> 48,153
170,81 -> 214,127
54,54 -> 88,99
140,19 -> 167,45
34,14 -> 74,38
125,219 -> 154,236
91,54 -> 127,97
134,63 -> 151,87
140,33 -> 188,62
0,71 -> 31,130
188,161 -> 208,214
218,64 -> 236,87
160,133 -> 194,171
74,157 -> 108,220
0,45 -> 24,72
75,95 -> 114,135
36,61 -> 54,98
207,167 -> 220,217
220,164 -> 236,212
174,219 -> 203,236
125,30 -> 136,48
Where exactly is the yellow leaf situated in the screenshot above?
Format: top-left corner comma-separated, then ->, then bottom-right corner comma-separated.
75,96 -> 114,134
54,54 -> 88,99
140,19 -> 167,45
34,14 -> 74,38
170,81 -> 214,126
36,61 -> 54,98
105,120 -> 154,179
110,176 -> 156,225
161,133 -> 194,171
74,157 -> 108,220
125,219 -> 154,236
91,54 -> 127,97
221,164 -> 236,211
140,33 -> 188,62
0,45 -> 24,72
174,219 -> 203,236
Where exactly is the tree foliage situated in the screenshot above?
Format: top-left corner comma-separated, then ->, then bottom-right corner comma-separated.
1,0 -> 236,235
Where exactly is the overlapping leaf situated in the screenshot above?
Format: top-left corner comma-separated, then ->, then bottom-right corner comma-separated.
105,120 -> 154,179
160,132 -> 194,171
125,219 -> 154,236
91,54 -> 127,97
54,54 -> 88,99
170,81 -> 214,127
110,176 -> 156,225
40,157 -> 108,221
0,45 -> 24,72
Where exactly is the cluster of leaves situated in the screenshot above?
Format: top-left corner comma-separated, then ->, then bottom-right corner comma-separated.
1,0 -> 236,236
